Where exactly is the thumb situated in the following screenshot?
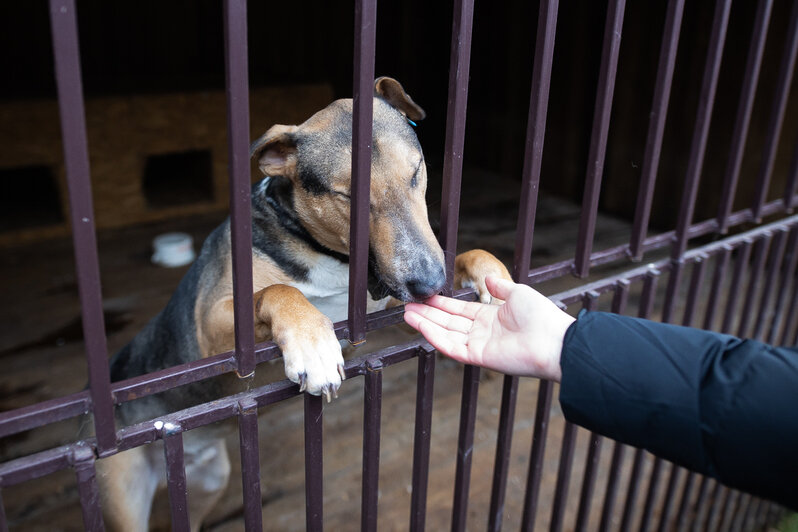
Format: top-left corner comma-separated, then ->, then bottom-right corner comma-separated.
485,276 -> 516,301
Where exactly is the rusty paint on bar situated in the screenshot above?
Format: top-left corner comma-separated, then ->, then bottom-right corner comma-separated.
348,0 -> 377,344
629,0 -> 685,260
487,374 -> 518,532
513,0 -> 559,281
238,399 -> 263,532
163,429 -> 191,532
520,380 -> 554,531
439,0 -> 475,294
574,0 -> 627,277
752,0 -> 798,222
362,360 -> 383,532
72,446 -> 105,532
549,421 -> 578,532
672,0 -> 732,259
452,364 -> 480,532
223,0 -> 256,378
48,0 -> 117,455
304,394 -> 324,531
716,0 -> 774,232
410,346 -> 436,532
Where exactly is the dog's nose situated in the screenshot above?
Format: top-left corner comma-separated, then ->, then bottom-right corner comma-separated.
406,267 -> 446,300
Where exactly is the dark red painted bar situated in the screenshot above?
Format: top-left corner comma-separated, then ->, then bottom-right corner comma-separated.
629,0 -> 685,260
730,494 -> 751,532
737,495 -> 755,532
768,228 -> 798,343
237,399 -> 263,532
487,374 -> 518,532
703,247 -> 732,332
409,346 -> 436,532
702,483 -> 725,532
752,229 -> 788,339
672,0 -> 732,259
519,381 -> 554,531
549,421 -> 578,532
361,360 -> 383,532
716,0 -> 774,232
719,491 -> 740,531
439,0 -> 475,293
163,429 -> 191,532
72,446 -> 104,532
348,0 -> 377,344
0,487 -> 7,532
48,0 -> 117,455
451,364 -> 481,532
785,141 -> 798,212
721,240 -> 753,334
304,394 -> 324,531
688,477 -> 712,532
656,465 -> 681,532
223,0 -> 256,378
574,0 -> 627,277
736,237 -> 771,338
513,0 -> 559,280
781,270 -> 798,344
751,0 -> 798,222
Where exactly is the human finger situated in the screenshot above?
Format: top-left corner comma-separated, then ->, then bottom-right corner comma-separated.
403,310 -> 469,359
422,294 -> 484,320
485,276 -> 517,301
402,302 -> 473,333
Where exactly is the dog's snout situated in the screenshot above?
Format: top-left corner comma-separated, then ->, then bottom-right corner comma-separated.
406,266 -> 446,300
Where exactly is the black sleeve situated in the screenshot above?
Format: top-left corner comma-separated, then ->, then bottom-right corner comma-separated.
559,310 -> 798,511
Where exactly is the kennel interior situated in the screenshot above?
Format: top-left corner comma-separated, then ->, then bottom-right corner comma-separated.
1,0 -> 797,530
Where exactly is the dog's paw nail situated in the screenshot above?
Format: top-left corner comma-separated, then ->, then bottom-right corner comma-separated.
322,385 -> 332,403
332,383 -> 339,399
338,364 -> 346,381
299,373 -> 307,393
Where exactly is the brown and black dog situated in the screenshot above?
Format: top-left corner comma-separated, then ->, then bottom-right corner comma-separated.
98,77 -> 510,531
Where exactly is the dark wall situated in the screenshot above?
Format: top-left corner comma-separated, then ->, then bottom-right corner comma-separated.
2,0 -> 796,229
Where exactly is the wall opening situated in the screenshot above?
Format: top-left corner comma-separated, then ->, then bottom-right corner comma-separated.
0,165 -> 63,232
142,149 -> 214,209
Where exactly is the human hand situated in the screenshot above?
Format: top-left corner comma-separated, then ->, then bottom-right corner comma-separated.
403,276 -> 574,382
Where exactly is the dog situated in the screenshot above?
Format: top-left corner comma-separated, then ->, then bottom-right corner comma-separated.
97,77 -> 511,531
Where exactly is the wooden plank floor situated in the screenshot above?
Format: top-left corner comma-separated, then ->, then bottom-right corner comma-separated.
1,172 -> 654,531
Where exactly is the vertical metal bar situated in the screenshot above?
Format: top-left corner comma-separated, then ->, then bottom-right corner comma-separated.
715,0 -> 774,232
439,0 -> 475,294
783,275 -> 798,344
656,465 -> 681,532
164,430 -> 191,532
703,247 -> 732,332
48,0 -> 116,454
451,365 -> 480,532
519,380 -> 554,531
638,459 -> 664,532
675,473 -> 697,532
487,375 -> 518,532
689,477 -> 712,532
549,421 -> 578,532
751,0 -> 798,222
574,294 -> 602,532
619,449 -> 646,532
73,449 -> 105,532
730,494 -> 751,532
736,237 -> 770,338
410,346 -> 436,532
512,0 -> 560,280
0,485 -> 7,532
701,484 -> 725,532
737,495 -> 755,532
574,0 -> 627,277
721,241 -> 753,334
598,281 -> 630,532
767,228 -> 798,343
672,0 -> 732,259
305,394 -> 324,531
238,399 -> 263,532
629,0 -> 686,259
786,139 -> 798,212
717,491 -> 740,532
362,361 -> 383,532
224,0 -> 256,377
752,229 -> 788,340
348,0 -> 378,344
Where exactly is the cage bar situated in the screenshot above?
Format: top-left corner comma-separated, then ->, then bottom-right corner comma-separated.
512,0 -> 559,280
439,0 -> 476,293
752,229 -> 788,339
703,247 -> 732,332
163,430 -> 191,532
672,0 -> 732,259
487,374 -> 518,532
716,0 -> 773,232
721,241 -> 753,333
656,465 -> 681,532
549,421 -> 578,532
574,0 -> 627,277
730,494 -> 751,532
629,0 -> 685,259
348,0 -> 378,344
520,381 -> 554,531
786,142 -> 798,211
0,487 -> 6,532
701,483 -> 726,532
451,364 -> 481,532
48,0 -> 117,455
361,361 -> 383,532
304,394 -> 324,531
410,346 -> 436,532
73,448 -> 104,532
223,0 -> 256,378
718,491 -> 740,531
238,399 -> 263,532
768,228 -> 798,342
751,0 -> 798,222
736,236 -> 770,338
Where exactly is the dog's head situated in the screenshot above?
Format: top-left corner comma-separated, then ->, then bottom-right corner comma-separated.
250,77 -> 445,302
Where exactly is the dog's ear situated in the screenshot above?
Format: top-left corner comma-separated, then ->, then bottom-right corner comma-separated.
250,124 -> 299,176
374,77 -> 426,122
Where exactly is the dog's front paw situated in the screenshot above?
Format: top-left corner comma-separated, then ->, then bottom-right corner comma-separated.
454,249 -> 512,304
278,316 -> 345,402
